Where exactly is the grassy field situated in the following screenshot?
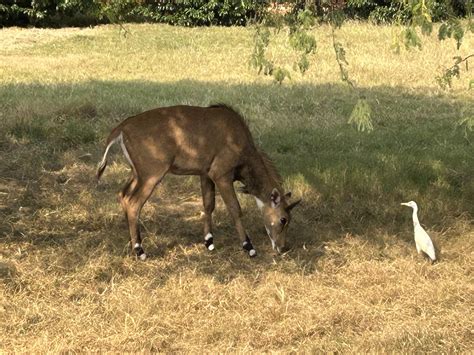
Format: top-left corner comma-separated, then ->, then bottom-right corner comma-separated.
0,23 -> 473,352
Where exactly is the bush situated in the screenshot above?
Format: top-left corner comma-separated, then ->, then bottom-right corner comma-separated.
343,0 -> 468,23
0,0 -> 103,27
152,0 -> 265,26
0,0 -> 268,27
0,1 -> 31,27
0,0 -> 469,28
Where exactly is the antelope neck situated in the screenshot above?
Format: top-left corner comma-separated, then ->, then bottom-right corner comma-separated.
242,154 -> 283,203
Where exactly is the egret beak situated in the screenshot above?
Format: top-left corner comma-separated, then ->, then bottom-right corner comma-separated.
400,202 -> 409,206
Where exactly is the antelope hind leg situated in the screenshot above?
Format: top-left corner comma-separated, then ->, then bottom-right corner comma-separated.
121,176 -> 161,260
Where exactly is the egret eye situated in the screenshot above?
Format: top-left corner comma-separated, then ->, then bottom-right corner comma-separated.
280,217 -> 287,226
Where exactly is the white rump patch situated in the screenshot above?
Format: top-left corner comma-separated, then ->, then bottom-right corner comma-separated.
134,243 -> 141,249
204,233 -> 213,241
98,133 -> 121,171
255,197 -> 264,210
119,132 -> 135,172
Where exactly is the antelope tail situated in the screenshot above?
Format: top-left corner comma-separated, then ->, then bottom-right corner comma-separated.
97,127 -> 123,181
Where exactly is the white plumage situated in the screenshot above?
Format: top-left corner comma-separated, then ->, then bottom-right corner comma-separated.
401,201 -> 436,262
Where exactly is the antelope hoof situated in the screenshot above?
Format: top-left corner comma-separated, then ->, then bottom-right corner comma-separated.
204,233 -> 215,251
243,236 -> 257,258
134,243 -> 146,261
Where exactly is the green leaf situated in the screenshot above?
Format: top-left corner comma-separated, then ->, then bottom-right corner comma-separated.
348,98 -> 373,133
249,26 -> 273,75
403,27 -> 422,50
412,2 -> 421,13
438,19 -> 465,49
334,42 -> 348,64
452,22 -> 464,49
297,9 -> 315,29
421,20 -> 433,36
263,61 -> 274,76
272,67 -> 291,85
438,23 -> 449,40
294,54 -> 310,75
289,30 -> 317,54
329,9 -> 345,28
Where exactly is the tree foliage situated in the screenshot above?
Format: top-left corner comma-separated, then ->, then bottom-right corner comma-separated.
249,0 -> 473,132
0,0 -> 267,27
1,1 -> 472,133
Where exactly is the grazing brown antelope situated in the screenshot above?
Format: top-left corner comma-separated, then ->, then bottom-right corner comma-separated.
97,104 -> 300,259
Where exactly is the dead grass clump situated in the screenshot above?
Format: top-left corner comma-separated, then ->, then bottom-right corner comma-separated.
0,261 -> 17,280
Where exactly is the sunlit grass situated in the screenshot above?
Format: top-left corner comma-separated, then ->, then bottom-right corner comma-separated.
0,23 -> 473,352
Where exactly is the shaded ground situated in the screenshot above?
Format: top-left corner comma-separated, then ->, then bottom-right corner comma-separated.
0,24 -> 473,352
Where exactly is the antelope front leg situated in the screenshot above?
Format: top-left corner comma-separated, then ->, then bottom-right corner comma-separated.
200,175 -> 216,251
214,176 -> 256,257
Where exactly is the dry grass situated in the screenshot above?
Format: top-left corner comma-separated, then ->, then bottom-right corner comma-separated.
0,23 -> 473,352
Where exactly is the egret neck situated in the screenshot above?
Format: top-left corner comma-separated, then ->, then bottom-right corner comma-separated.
411,206 -> 420,227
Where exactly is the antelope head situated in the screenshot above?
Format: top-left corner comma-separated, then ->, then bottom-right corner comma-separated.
256,188 -> 301,254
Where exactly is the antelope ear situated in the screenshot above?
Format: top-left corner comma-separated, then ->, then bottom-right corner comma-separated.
270,188 -> 281,208
286,199 -> 302,212
284,191 -> 292,199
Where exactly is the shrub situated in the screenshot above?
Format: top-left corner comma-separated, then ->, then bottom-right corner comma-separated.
0,0 -> 268,27
0,1 -> 469,28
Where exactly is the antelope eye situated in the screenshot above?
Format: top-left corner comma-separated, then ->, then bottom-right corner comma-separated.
280,217 -> 287,226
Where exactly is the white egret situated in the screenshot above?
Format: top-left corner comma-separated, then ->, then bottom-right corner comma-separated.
401,201 -> 436,262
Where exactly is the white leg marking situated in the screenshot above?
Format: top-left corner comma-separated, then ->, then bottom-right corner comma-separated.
205,232 -> 214,250
139,253 -> 147,260
249,249 -> 256,257
255,197 -> 264,210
